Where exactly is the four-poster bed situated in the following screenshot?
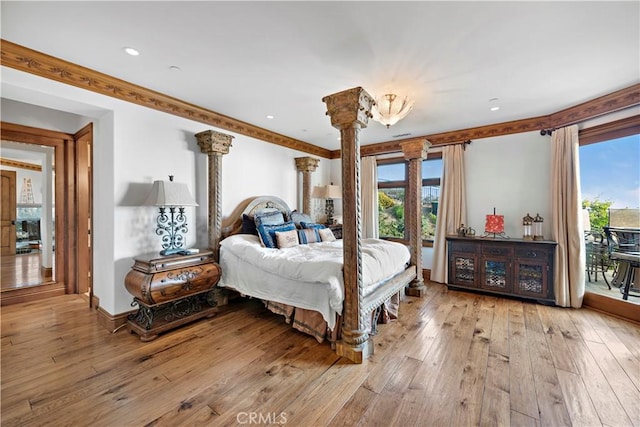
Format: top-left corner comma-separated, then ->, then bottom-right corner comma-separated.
195,87 -> 429,363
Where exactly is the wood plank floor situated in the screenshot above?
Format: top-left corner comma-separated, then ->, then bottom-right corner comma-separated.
1,283 -> 639,426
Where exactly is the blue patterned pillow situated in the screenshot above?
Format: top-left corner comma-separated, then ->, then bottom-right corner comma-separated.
290,210 -> 313,228
257,221 -> 296,248
255,210 -> 285,226
300,222 -> 326,230
298,228 -> 320,244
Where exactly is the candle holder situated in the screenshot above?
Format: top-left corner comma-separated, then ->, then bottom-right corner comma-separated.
533,213 -> 544,241
522,213 -> 534,240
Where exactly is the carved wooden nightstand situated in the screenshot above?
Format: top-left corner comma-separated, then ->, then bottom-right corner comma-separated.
124,249 -> 221,341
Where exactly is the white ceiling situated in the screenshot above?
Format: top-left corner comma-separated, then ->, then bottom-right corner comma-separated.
1,1 -> 638,151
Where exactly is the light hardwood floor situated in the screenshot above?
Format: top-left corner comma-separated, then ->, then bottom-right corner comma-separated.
1,283 -> 639,427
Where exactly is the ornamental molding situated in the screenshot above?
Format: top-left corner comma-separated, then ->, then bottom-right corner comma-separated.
1,39 -> 331,158
3,40 -> 637,159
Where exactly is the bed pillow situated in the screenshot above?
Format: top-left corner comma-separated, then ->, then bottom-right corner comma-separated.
297,228 -> 320,244
275,229 -> 300,248
241,214 -> 259,235
290,210 -> 313,228
319,228 -> 336,242
300,221 -> 326,230
257,221 -> 296,248
255,210 -> 285,226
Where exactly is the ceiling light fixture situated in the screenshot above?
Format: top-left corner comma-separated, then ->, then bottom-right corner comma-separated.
372,93 -> 414,128
266,115 -> 274,119
123,47 -> 140,56
489,97 -> 500,111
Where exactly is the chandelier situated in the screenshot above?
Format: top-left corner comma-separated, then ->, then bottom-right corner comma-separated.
372,93 -> 414,128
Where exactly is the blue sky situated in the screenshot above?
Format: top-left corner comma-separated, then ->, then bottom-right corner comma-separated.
580,134 -> 639,209
378,134 -> 639,209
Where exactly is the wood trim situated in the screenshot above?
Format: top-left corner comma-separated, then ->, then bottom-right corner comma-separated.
582,292 -> 640,324
0,283 -> 65,306
4,40 -> 638,159
1,122 -> 74,300
550,85 -> 640,128
579,114 -> 640,146
74,123 -> 92,295
1,122 -> 76,141
0,158 -> 42,171
96,305 -> 131,333
360,86 -> 639,157
1,39 -> 331,159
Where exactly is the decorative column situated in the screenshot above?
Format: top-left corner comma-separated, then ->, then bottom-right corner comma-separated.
294,157 -> 320,214
195,130 -> 234,261
400,139 -> 431,297
322,87 -> 375,364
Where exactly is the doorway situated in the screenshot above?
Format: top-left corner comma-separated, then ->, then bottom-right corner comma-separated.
0,122 -> 92,305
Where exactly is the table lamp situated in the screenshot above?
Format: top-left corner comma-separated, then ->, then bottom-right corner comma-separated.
145,175 -> 198,255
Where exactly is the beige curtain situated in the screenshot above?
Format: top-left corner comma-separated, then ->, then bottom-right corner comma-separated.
431,144 -> 466,283
551,125 -> 585,308
361,156 -> 379,239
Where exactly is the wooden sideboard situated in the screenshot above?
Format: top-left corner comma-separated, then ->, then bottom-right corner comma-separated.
446,236 -> 557,304
124,249 -> 221,341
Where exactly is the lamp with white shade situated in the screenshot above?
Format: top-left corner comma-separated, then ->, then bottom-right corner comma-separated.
312,183 -> 341,225
145,175 -> 198,255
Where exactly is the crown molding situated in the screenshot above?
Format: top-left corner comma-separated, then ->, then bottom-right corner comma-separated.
0,157 -> 41,171
1,39 -> 332,159
2,40 -> 637,160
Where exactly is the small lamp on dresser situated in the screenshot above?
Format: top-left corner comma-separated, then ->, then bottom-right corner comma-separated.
145,175 -> 198,255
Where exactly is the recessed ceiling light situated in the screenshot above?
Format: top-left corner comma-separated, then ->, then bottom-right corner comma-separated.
489,97 -> 500,111
266,115 -> 274,119
123,47 -> 140,56
169,65 -> 181,71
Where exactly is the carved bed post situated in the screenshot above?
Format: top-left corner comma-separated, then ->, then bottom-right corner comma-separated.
400,139 -> 432,297
195,130 -> 234,261
294,157 -> 320,214
322,87 -> 375,364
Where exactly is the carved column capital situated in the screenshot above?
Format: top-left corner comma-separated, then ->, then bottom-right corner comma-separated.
322,87 -> 375,130
295,156 -> 320,173
195,129 -> 234,155
400,139 -> 432,160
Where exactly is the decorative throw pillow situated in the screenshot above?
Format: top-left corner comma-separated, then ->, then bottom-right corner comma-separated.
290,210 -> 313,228
257,221 -> 296,248
255,210 -> 285,227
319,228 -> 336,242
297,228 -> 320,244
300,221 -> 326,230
275,229 -> 299,248
241,214 -> 258,235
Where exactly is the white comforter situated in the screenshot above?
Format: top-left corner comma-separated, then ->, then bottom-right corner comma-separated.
218,234 -> 410,328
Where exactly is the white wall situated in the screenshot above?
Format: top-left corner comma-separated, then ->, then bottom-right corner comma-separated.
1,67 -> 330,316
465,132 -> 551,239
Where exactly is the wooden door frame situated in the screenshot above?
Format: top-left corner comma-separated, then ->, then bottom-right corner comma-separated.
1,170 -> 17,256
1,121 -> 92,305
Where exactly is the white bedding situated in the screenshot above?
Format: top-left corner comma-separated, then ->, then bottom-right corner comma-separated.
218,234 -> 411,329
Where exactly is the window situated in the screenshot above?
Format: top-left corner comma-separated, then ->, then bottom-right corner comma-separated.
377,155 -> 442,243
579,116 -> 639,314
